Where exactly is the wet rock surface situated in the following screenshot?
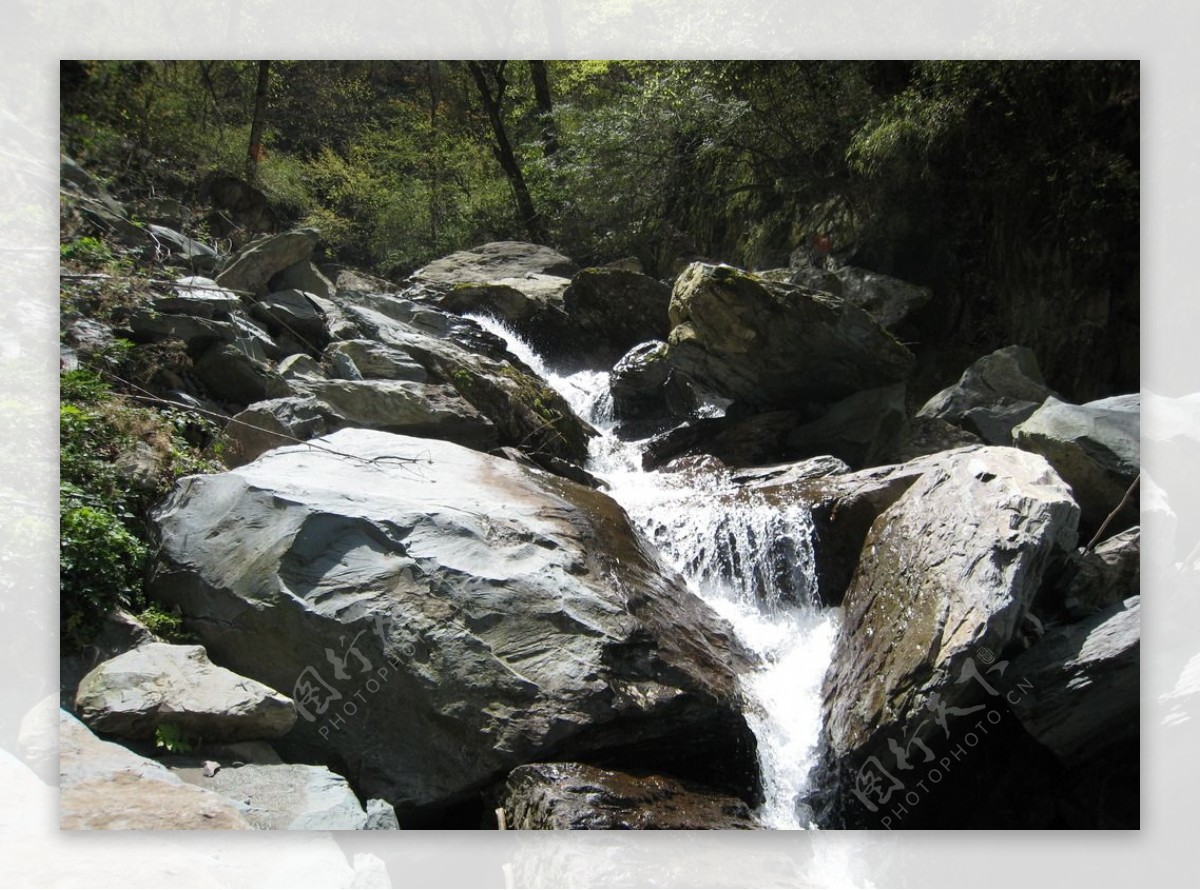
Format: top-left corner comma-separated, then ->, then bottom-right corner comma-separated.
150,429 -> 759,821
502,762 -> 758,829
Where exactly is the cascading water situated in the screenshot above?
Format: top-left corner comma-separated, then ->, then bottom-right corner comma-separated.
469,315 -> 839,829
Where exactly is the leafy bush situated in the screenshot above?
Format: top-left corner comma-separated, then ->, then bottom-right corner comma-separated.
60,365 -> 223,650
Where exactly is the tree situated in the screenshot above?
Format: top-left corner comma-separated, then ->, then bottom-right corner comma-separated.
246,61 -> 271,184
466,61 -> 547,243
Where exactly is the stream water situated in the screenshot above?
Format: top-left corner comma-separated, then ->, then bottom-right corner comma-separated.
470,316 -> 839,829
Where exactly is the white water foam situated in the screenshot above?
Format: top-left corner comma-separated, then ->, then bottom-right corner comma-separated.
468,314 -> 838,829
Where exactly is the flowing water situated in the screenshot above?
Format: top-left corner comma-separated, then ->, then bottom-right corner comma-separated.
470,316 -> 839,829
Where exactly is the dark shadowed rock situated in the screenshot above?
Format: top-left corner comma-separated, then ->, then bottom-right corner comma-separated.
835,266 -> 931,330
560,268 -> 673,365
59,710 -> 253,830
74,642 -> 296,742
503,762 -> 758,829
610,340 -> 673,422
194,342 -> 289,406
225,395 -> 334,466
918,345 -> 1053,444
667,263 -> 915,411
150,429 -> 759,820
1008,595 -> 1139,763
641,385 -> 907,472
249,289 -> 330,344
1060,527 -> 1140,619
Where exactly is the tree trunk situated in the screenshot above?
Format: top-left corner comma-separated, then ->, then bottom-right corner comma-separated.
528,61 -> 558,159
466,61 -> 547,243
246,60 -> 271,184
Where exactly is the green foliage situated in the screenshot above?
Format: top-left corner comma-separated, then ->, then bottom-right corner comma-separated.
60,236 -> 115,267
154,723 -> 194,754
59,363 -> 223,650
136,604 -> 192,643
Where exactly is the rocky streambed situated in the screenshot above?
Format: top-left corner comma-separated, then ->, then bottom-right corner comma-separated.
58,170 -> 1139,830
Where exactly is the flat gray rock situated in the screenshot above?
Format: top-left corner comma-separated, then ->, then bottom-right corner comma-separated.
74,642 -> 297,742
59,709 -> 253,830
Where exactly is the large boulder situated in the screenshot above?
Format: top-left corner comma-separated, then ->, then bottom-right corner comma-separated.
74,642 -> 297,742
269,258 -> 336,300
146,224 -> 220,274
609,340 -> 672,422
502,762 -> 758,829
1008,595 -> 1139,763
641,384 -> 907,472
149,429 -> 759,821
172,762 -> 370,830
59,709 -> 253,830
412,240 -> 577,285
752,451 -> 968,606
325,339 -> 427,382
248,289 -> 330,345
666,263 -> 915,411
194,342 -> 289,406
415,275 -> 571,339
559,268 -> 673,366
917,345 -> 1054,445
216,228 -> 320,296
832,266 -> 931,331
335,295 -> 593,465
818,447 -> 1079,825
291,378 -> 499,451
153,276 -> 242,318
1013,393 -> 1140,536
224,395 -> 334,466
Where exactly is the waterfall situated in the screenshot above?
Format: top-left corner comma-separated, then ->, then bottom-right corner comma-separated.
469,316 -> 838,830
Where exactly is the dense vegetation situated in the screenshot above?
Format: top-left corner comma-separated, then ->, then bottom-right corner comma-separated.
59,59 -> 1139,649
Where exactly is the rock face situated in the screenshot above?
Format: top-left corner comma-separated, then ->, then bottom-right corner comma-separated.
150,429 -> 759,821
641,384 -> 907,472
789,263 -> 932,331
59,710 -> 253,830
818,447 -> 1079,824
560,268 -> 673,365
412,240 -> 578,284
334,294 -> 593,466
1060,527 -> 1140,619
172,763 -> 370,830
74,642 -> 297,742
918,345 -> 1054,445
225,395 -> 334,467
667,263 -> 915,411
216,228 -> 321,295
292,378 -> 499,450
1013,393 -> 1140,535
609,340 -> 673,421
502,762 -> 758,829
1008,596 -> 1139,763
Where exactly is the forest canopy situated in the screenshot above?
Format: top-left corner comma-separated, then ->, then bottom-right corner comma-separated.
61,59 -> 1139,398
